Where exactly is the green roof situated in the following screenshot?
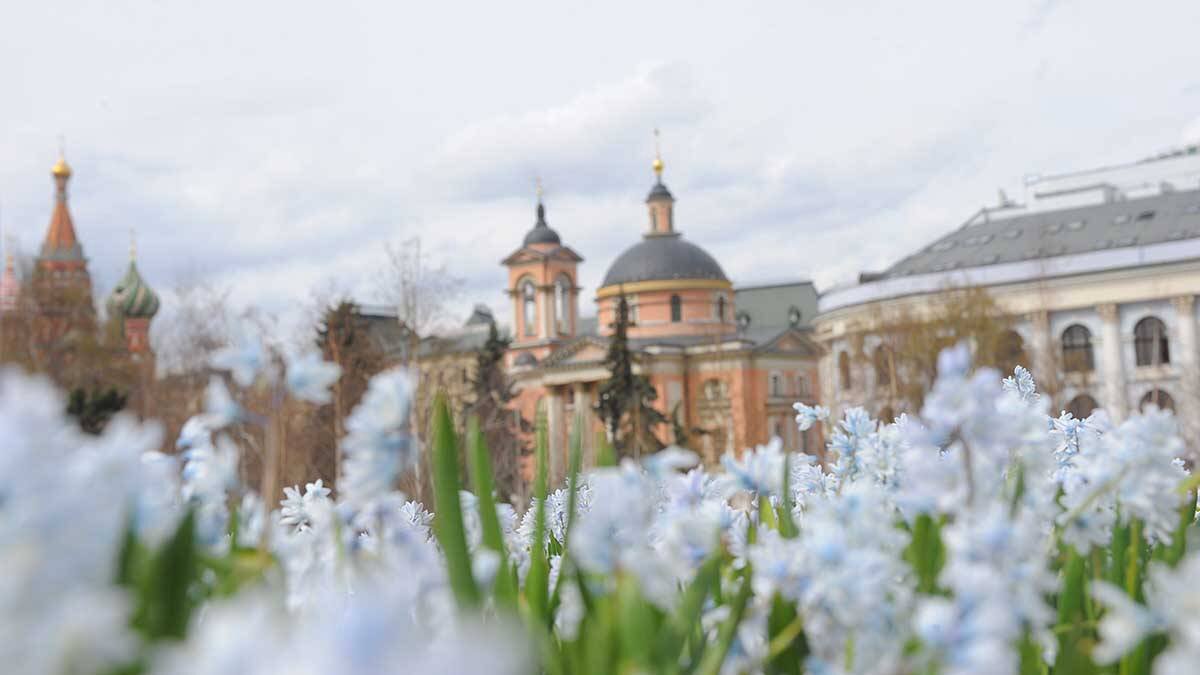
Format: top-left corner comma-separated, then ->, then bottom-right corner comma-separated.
107,260 -> 160,319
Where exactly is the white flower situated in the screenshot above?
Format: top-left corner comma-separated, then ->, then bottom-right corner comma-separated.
340,369 -> 418,509
203,376 -> 242,429
719,438 -> 785,497
280,479 -> 333,534
285,351 -> 342,404
793,402 -> 830,431
210,325 -> 267,388
1001,364 -> 1039,404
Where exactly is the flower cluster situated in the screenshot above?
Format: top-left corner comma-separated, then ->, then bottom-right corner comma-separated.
4,338 -> 1200,675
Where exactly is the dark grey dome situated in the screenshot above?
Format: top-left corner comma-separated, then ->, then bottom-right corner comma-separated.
646,181 -> 674,202
522,203 -> 562,246
514,352 -> 538,366
601,234 -> 728,287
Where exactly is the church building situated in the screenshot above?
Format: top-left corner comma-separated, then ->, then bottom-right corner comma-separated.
1,153 -> 161,413
501,152 -> 822,480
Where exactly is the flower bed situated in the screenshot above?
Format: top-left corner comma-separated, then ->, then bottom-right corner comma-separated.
3,342 -> 1197,675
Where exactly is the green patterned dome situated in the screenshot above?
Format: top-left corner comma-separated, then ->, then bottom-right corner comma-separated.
107,260 -> 160,319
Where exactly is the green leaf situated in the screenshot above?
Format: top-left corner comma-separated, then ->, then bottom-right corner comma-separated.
904,514 -> 945,595
1120,520 -> 1151,675
1053,548 -> 1095,674
466,415 -> 516,608
766,594 -> 807,674
1018,630 -> 1048,675
759,494 -> 779,532
617,576 -> 662,668
430,392 -> 479,609
697,572 -> 753,675
659,554 -> 722,667
777,453 -> 798,539
135,509 -> 198,640
114,516 -> 142,588
551,419 -> 584,610
525,405 -> 551,623
595,431 -> 616,468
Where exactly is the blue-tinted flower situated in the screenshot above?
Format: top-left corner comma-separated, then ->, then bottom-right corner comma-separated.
210,326 -> 267,388
285,352 -> 342,404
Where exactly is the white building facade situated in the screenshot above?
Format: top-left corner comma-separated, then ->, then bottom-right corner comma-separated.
815,149 -> 1200,451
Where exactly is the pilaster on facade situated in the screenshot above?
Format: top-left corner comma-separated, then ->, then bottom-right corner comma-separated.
1171,295 -> 1199,449
545,387 -> 565,486
1026,309 -> 1056,390
572,382 -> 594,468
1096,303 -> 1128,422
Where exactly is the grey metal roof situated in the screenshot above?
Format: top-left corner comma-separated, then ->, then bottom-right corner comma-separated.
883,187 -> 1200,278
358,312 -> 414,363
465,304 -> 495,326
417,326 -> 493,358
733,281 -> 818,331
646,181 -> 674,202
522,203 -> 562,246
601,233 -> 728,287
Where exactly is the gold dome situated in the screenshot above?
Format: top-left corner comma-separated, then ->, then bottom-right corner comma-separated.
51,155 -> 72,179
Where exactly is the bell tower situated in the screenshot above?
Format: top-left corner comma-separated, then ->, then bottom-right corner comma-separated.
501,181 -> 583,365
32,150 -> 96,350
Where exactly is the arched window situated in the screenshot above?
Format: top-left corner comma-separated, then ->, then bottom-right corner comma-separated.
997,330 -> 1027,374
716,295 -> 727,322
1067,394 -> 1099,419
796,373 -> 810,398
873,346 -> 892,388
769,372 -> 783,397
1061,325 -> 1094,372
1140,389 -> 1175,412
1134,317 -> 1170,366
554,275 -> 571,334
670,294 -> 682,322
521,279 -> 536,336
838,351 -> 852,390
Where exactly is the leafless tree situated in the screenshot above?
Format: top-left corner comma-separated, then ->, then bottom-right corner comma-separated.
374,236 -> 463,363
152,278 -> 234,376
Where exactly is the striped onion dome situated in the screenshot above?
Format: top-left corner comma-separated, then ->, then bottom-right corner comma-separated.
107,260 -> 160,319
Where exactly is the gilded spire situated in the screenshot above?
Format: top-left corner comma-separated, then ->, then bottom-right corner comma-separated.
652,128 -> 664,178
51,137 -> 71,179
41,148 -> 84,260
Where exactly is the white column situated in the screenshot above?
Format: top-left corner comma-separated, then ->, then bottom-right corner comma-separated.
1172,295 -> 1198,455
546,387 -> 565,486
1026,310 -> 1056,399
541,287 -> 555,339
1173,295 -> 1198,370
1097,303 -> 1128,422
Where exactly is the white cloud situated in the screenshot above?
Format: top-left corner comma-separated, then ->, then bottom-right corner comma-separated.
4,0 -> 1200,342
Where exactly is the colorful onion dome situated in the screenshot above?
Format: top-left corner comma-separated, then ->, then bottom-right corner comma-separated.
107,259 -> 160,319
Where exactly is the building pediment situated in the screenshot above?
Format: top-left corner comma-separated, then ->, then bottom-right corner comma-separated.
501,245 -> 584,266
754,327 -> 822,356
538,336 -> 609,368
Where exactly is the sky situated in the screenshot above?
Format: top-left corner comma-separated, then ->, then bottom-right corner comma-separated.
3,0 -> 1200,340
